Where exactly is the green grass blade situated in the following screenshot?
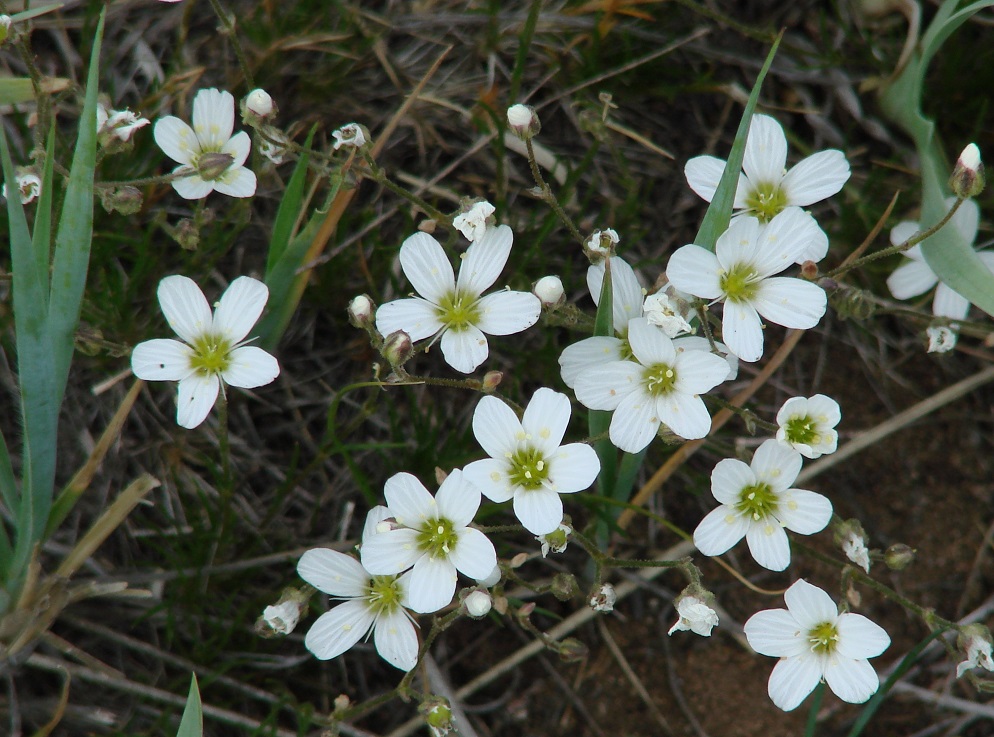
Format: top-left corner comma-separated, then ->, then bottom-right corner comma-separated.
508,0 -> 542,104
265,126 -> 316,275
590,259 -> 616,501
32,124 -> 56,288
693,32 -> 782,251
921,0 -> 994,71
176,674 -> 204,737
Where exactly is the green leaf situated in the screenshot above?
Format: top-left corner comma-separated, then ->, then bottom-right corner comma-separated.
265,126 -> 317,275
693,32 -> 783,251
0,77 -> 71,105
176,674 -> 204,737
10,3 -> 65,22
590,258 -> 616,501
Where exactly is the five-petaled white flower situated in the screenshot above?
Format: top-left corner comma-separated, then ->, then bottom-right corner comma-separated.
684,113 -> 850,225
452,200 -> 496,242
775,394 -> 841,459
375,225 -> 541,373
131,275 -> 280,429
666,209 -> 828,363
693,439 -> 832,571
297,513 -> 419,671
154,88 -> 256,199
572,317 -> 730,453
463,388 -> 600,535
744,579 -> 890,711
668,595 -> 719,637
359,471 -> 497,614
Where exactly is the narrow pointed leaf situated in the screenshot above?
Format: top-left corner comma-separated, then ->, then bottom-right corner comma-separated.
176,674 -> 204,737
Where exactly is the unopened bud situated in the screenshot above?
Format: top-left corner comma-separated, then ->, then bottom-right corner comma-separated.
510,552 -> 528,568
551,572 -> 579,601
481,370 -> 503,393
348,294 -> 375,328
196,151 -> 234,181
382,330 -> 414,368
421,698 -> 453,737
244,88 -> 275,118
557,637 -> 588,663
950,143 -> 984,199
171,218 -> 200,251
463,590 -> 492,618
800,260 -> 819,280
100,185 -> 143,216
884,543 -> 915,570
507,104 -> 540,138
533,275 -> 565,308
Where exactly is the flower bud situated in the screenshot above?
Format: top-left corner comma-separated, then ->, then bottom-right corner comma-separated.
2,170 -> 41,204
254,588 -> 309,637
333,123 -> 368,150
956,624 -> 994,678
245,88 -> 274,118
421,698 -> 453,737
196,151 -> 235,181
833,519 -> 870,573
589,583 -> 616,612
170,218 -> 200,251
463,590 -> 492,618
348,294 -> 375,328
557,637 -> 588,663
452,199 -> 495,242
481,370 -> 503,393
533,275 -> 565,308
926,324 -> 957,354
551,572 -> 579,601
382,330 -> 414,369
100,185 -> 144,216
0,16 -> 11,45
950,143 -> 984,199
667,590 -> 719,637
583,228 -> 619,262
884,542 -> 915,570
800,260 -> 819,280
506,103 -> 540,138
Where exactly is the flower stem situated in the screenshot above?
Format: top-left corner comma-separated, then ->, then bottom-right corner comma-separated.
205,0 -> 256,90
523,137 -> 584,244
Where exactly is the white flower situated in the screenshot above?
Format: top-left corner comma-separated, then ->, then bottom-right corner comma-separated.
841,530 -> 871,573
245,88 -> 274,117
463,388 -> 600,535
297,548 -> 419,671
668,596 -> 719,637
775,394 -> 840,459
154,88 -> 256,199
744,579 -> 891,711
131,275 -> 280,429
537,523 -> 572,557
886,198 -> 994,352
684,114 -> 850,224
573,317 -> 730,453
956,628 -> 994,678
2,171 -> 41,204
374,226 -> 541,373
693,439 -> 832,571
333,123 -> 366,150
590,583 -> 617,612
643,285 -> 694,338
262,601 -> 300,635
97,103 -> 150,142
463,590 -> 492,618
666,209 -> 828,362
359,471 -> 497,614
452,200 -> 495,242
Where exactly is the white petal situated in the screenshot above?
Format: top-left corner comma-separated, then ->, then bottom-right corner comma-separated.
744,609 -> 808,658
462,458 -> 514,503
767,653 -> 823,711
384,472 -> 437,526
399,232 -> 455,304
782,210 -> 830,263
222,130 -> 251,167
435,469 -> 480,528
297,548 -> 369,597
824,657 -> 880,704
627,317 -> 676,366
656,391 -> 712,440
889,221 -> 921,248
521,387 -> 571,453
559,336 -> 624,388
780,149 -> 850,206
474,290 -> 541,336
407,556 -> 457,613
171,172 -> 215,200
448,526 -> 497,580
666,245 -> 722,299
513,488 -> 564,535
547,443 -> 600,493
721,300 -> 764,363
672,348 -> 731,395
153,117 -> 198,165
375,298 -> 444,343
806,394 -> 841,425
693,505 -> 748,556
573,361 -> 642,411
213,165 -> 257,198
373,607 -> 419,671
223,346 -> 280,388
745,520 -> 791,571
213,276 -> 269,343
360,529 -> 422,575
951,197 -> 980,244
456,224 -> 513,295
587,257 -> 645,331
192,88 -> 235,151
886,259 -> 937,300
752,277 -> 826,330
362,506 -> 392,542
439,325 -> 489,373
176,373 -> 220,429
751,439 -> 802,490
157,275 -> 212,344
609,389 -> 661,454
836,614 -> 891,659
472,395 -> 521,458
743,115 -> 788,186
131,339 -> 194,381
932,283 -> 970,320
777,489 -> 832,535
304,600 -> 374,660
710,458 -> 756,504
684,155 -> 749,208
754,207 -> 817,274
783,579 -> 839,628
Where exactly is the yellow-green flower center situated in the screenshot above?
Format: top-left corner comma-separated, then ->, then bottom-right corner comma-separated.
807,621 -> 840,655
188,333 -> 233,376
507,446 -> 549,490
437,290 -> 481,331
642,362 -> 678,396
744,182 -> 788,222
719,264 -> 759,303
366,575 -> 405,617
416,517 -> 459,559
736,482 -> 778,521
784,415 -> 819,446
